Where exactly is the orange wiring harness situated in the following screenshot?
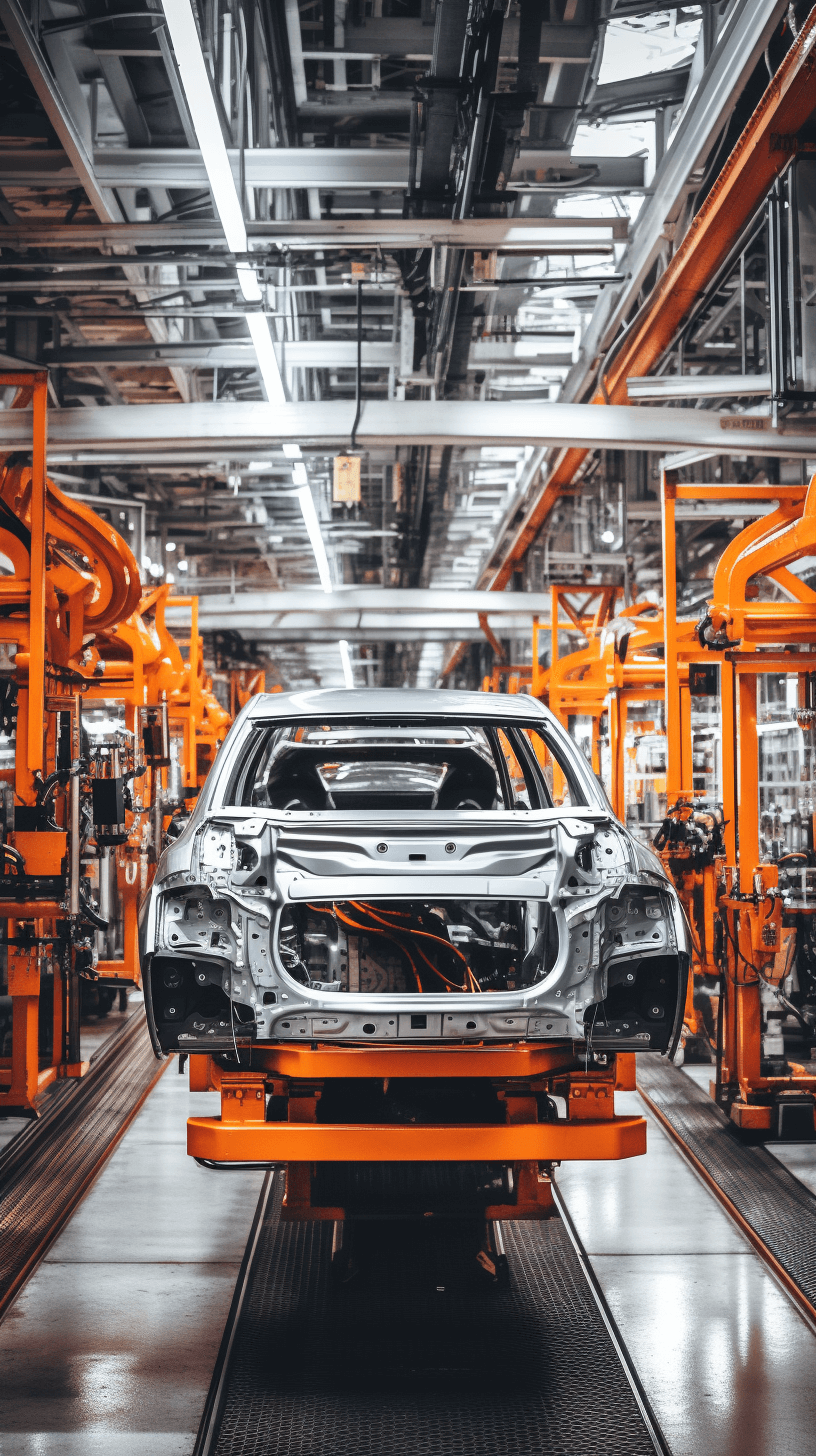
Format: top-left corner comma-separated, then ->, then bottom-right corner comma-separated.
303,901 -> 483,993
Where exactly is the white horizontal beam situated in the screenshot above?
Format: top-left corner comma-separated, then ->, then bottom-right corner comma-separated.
0,214 -> 627,249
627,374 -> 773,400
0,147 -> 413,190
5,399 -> 815,462
169,588 -> 557,616
167,589 -> 565,640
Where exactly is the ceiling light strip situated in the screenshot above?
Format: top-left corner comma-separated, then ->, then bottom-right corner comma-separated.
159,0 -> 285,402
296,485 -> 333,592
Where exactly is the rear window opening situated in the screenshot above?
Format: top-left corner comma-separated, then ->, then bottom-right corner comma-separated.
278,898 -> 559,995
223,718 -> 588,810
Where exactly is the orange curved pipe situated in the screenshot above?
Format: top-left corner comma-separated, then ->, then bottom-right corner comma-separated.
0,461 -> 142,630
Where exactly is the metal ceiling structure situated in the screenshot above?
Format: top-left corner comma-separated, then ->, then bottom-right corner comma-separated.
0,0 -> 812,689
7,399 -> 816,457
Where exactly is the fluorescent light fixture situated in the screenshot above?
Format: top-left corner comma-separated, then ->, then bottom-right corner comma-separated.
282,444 -> 302,459
291,462 -> 308,486
245,311 -> 286,403
338,640 -> 355,689
166,541 -> 176,552
247,460 -> 274,471
159,0 -> 285,403
296,484 -> 333,592
178,560 -> 189,571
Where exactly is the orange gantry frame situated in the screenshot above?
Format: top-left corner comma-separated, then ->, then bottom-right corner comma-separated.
670,471 -> 816,1130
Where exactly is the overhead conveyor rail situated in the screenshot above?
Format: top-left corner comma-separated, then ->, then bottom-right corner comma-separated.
193,1172 -> 670,1456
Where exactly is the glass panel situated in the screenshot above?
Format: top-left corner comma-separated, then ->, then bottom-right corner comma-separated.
758,672 -> 816,862
690,696 -> 722,801
623,699 -> 667,845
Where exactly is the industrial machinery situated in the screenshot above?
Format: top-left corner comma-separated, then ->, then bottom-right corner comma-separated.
683,471 -> 816,1135
0,373 -> 237,1116
142,687 -> 689,1224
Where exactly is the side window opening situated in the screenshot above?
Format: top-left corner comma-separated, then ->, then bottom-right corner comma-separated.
524,727 -> 588,808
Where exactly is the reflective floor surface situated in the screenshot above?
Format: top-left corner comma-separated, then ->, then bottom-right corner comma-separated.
0,1067 -> 264,1455
1,1068 -> 816,1454
559,1087 -> 816,1456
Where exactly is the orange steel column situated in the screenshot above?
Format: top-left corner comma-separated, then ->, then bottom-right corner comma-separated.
662,472 -> 684,801
28,374 -> 47,776
6,923 -> 39,1109
735,670 -> 762,1088
721,658 -> 738,865
186,594 -> 199,786
737,672 -> 759,893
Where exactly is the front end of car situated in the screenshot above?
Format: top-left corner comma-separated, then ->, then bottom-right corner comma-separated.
140,689 -> 688,1214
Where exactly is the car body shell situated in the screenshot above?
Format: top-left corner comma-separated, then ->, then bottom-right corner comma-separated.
140,689 -> 690,1058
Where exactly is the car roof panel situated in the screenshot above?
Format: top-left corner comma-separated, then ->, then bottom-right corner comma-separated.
246,688 -> 550,721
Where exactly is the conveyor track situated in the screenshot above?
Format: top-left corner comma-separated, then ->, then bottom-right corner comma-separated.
195,1172 -> 668,1456
0,1008 -> 167,1318
637,1057 -> 816,1328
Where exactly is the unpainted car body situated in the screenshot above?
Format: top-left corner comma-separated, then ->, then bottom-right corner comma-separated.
141,689 -> 689,1058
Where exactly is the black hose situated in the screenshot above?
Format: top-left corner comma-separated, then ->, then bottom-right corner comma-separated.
1,843 -> 25,872
350,279 -> 363,449
78,888 -> 108,932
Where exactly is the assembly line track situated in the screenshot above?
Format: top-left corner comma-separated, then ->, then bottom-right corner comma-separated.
0,1007 -> 168,1319
637,1056 -> 816,1333
194,1171 -> 670,1456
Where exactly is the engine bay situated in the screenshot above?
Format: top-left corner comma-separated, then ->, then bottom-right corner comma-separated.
278,898 -> 560,995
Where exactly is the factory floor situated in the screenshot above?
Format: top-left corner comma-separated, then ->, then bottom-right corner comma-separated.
1,1057 -> 816,1455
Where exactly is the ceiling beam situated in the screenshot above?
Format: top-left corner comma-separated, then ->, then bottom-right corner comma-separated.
3,399 -> 813,460
167,587 -> 564,640
0,146 -> 414,190
0,0 -> 195,404
0,216 -> 627,249
46,339 -> 575,369
171,588 -> 558,614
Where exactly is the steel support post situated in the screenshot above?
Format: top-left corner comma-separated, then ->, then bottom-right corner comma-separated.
662,471 -> 686,802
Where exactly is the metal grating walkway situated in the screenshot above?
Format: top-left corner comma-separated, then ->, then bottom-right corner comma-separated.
0,1008 -> 167,1318
200,1175 -> 661,1456
637,1057 -> 816,1316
